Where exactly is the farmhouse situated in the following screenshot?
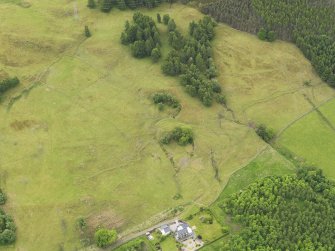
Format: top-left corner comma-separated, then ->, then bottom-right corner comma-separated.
174,222 -> 195,242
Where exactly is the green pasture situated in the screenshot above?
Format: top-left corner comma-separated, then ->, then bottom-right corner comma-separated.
278,99 -> 335,179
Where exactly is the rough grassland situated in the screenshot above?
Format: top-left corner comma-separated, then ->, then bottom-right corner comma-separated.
0,2 -> 266,250
0,1 -> 330,250
214,25 -> 335,131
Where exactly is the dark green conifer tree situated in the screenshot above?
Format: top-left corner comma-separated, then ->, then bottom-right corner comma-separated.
87,0 -> 96,8
167,19 -> 177,32
101,0 -> 113,12
157,13 -> 162,23
84,25 -> 91,37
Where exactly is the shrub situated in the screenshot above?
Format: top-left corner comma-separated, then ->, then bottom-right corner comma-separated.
161,127 -> 194,146
0,209 -> 16,246
0,77 -> 20,95
84,26 -> 91,38
256,124 -> 275,143
0,190 -> 6,205
0,229 -> 16,245
257,28 -> 267,41
76,217 -> 87,231
152,92 -> 180,109
94,228 -> 117,248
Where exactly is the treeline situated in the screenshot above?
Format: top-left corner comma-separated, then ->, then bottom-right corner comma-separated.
162,16 -> 226,106
220,168 -> 335,250
202,0 -> 335,86
0,77 -> 20,95
121,12 -> 161,61
88,0 -> 175,12
0,189 -> 16,246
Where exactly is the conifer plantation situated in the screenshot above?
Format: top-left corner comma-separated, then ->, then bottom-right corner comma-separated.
220,168 -> 335,250
97,0 -> 164,12
121,12 -> 161,60
162,16 -> 225,106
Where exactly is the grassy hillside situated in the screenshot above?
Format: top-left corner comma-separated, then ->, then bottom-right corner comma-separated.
0,0 -> 333,250
0,2 -> 265,250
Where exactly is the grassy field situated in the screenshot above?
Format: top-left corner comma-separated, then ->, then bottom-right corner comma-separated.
0,1 -> 330,250
278,99 -> 335,179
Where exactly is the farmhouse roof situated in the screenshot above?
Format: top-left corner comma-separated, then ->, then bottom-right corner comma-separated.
175,222 -> 194,241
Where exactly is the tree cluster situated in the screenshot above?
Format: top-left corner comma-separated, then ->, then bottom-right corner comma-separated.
202,0 -> 335,87
255,124 -> 275,143
161,127 -> 194,146
94,228 -> 117,248
97,0 -> 164,12
0,77 -> 20,95
0,190 -> 16,246
220,167 -> 335,250
152,92 -> 181,111
162,16 -> 226,106
121,12 -> 161,62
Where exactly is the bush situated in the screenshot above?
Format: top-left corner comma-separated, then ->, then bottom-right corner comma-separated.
257,28 -> 267,41
152,92 -> 180,109
256,124 -> 275,143
0,190 -> 6,205
84,26 -> 91,38
0,77 -> 20,95
0,229 -> 16,245
94,228 -> 117,248
161,127 -> 194,146
0,209 -> 16,246
76,217 -> 87,231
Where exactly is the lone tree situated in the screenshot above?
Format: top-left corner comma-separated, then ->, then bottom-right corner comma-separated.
94,228 -> 117,248
87,0 -> 96,8
163,14 -> 170,25
157,13 -> 161,23
84,26 -> 91,38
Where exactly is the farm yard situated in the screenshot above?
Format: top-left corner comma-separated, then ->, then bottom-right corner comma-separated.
0,0 -> 334,250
